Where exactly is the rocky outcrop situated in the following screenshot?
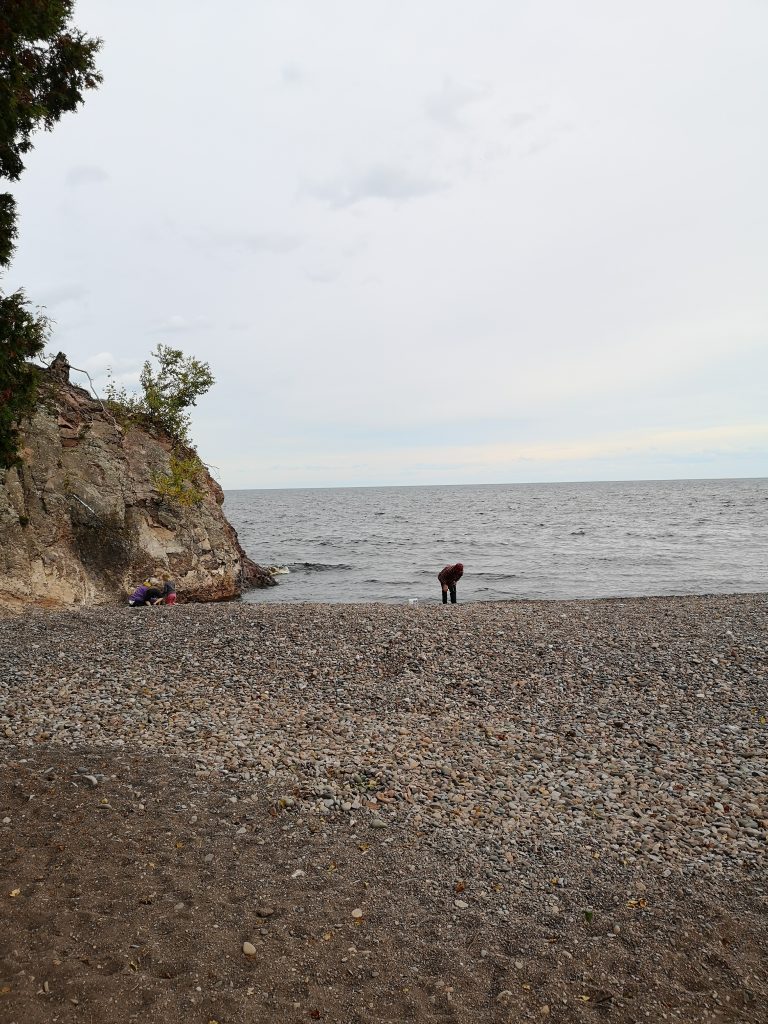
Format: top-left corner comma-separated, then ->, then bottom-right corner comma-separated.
0,356 -> 275,610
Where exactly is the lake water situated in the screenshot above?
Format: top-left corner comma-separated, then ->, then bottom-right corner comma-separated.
224,478 -> 768,604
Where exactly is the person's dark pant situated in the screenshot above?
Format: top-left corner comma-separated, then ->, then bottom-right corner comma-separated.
442,585 -> 457,604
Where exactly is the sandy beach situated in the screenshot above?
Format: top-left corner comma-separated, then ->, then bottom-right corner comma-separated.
1,594 -> 766,1022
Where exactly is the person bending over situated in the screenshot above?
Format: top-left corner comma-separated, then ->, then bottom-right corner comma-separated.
438,562 -> 464,604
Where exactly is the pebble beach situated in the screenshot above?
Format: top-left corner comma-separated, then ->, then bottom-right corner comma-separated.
2,593 -> 767,1022
4,594 -> 766,877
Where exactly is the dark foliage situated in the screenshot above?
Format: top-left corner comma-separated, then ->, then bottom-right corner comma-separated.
0,292 -> 49,466
0,1 -> 101,467
0,1 -> 102,185
0,194 -> 15,268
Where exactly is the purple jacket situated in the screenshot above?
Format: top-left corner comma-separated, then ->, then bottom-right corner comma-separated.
129,584 -> 161,604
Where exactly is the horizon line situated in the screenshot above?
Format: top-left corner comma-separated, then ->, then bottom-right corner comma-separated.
222,474 -> 767,493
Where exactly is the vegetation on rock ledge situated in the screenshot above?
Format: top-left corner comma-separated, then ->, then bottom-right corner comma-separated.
152,453 -> 207,508
105,344 -> 215,507
104,344 -> 215,448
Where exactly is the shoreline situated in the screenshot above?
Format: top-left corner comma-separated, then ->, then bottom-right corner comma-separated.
3,587 -> 767,617
239,588 -> 768,606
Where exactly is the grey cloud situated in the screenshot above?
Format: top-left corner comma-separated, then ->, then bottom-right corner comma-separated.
36,283 -> 88,308
341,233 -> 371,259
303,265 -> 341,284
65,165 -> 110,187
508,111 -> 536,130
524,138 -> 553,158
197,229 -> 304,255
425,78 -> 488,130
150,314 -> 212,335
281,63 -> 304,85
309,165 -> 446,208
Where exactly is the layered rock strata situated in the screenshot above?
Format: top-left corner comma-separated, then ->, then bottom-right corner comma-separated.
0,355 -> 274,610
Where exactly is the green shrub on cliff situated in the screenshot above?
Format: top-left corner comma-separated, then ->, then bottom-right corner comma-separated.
104,344 -> 215,506
0,2 -> 102,468
139,344 -> 215,445
105,344 -> 215,447
152,454 -> 206,507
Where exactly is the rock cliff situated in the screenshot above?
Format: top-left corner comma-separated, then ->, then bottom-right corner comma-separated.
0,355 -> 274,610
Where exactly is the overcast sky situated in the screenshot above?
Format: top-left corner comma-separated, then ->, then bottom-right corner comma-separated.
8,0 -> 767,488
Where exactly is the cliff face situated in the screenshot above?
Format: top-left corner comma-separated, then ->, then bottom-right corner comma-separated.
0,358 -> 274,610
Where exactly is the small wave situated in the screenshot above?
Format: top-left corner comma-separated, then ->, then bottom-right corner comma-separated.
289,562 -> 353,572
266,565 -> 290,575
364,579 -> 414,585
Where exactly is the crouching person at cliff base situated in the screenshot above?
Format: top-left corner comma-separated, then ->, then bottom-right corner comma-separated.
127,579 -> 163,607
438,562 -> 464,604
160,572 -> 177,605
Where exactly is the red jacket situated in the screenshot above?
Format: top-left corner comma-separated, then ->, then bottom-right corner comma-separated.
438,563 -> 464,586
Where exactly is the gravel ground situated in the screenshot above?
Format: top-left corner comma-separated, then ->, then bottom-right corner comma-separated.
1,594 -> 767,1021
3,595 -> 766,883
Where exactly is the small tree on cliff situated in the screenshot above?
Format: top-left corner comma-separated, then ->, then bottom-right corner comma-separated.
139,344 -> 215,445
105,344 -> 215,447
0,2 -> 102,468
105,345 -> 215,507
